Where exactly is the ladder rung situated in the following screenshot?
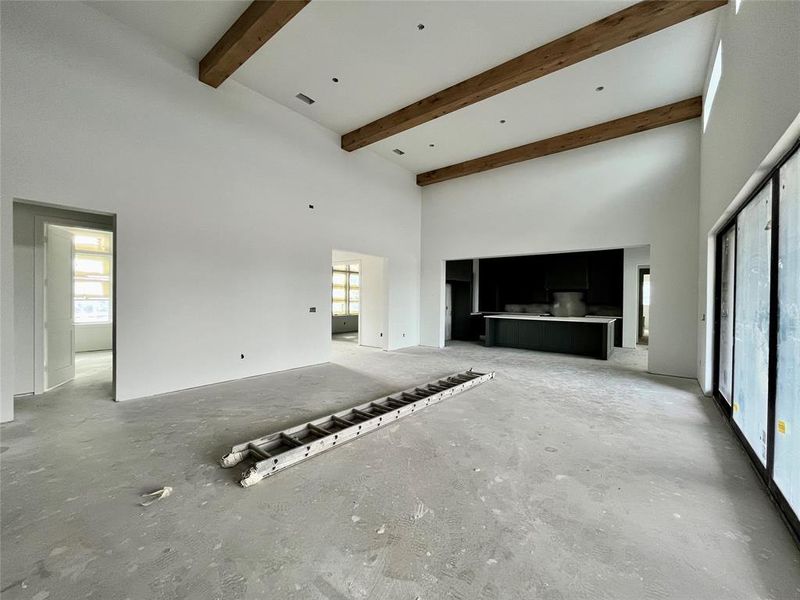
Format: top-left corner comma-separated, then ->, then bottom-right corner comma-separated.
331,415 -> 354,427
280,432 -> 303,447
248,444 -> 271,459
370,402 -> 392,413
402,392 -> 422,401
308,423 -> 331,437
352,408 -> 374,419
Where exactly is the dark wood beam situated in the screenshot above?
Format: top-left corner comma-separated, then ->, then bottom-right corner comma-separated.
416,97 -> 702,186
342,0 -> 725,151
200,0 -> 310,88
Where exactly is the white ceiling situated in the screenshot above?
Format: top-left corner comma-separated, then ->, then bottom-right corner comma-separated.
90,0 -> 719,175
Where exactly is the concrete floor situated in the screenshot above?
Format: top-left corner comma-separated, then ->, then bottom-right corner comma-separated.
2,343 -> 799,600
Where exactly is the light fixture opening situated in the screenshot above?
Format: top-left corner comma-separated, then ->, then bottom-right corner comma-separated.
595,85 -> 605,92
393,148 -> 405,155
332,77 -> 339,83
295,93 -> 315,105
417,23 -> 425,30
499,119 -> 507,124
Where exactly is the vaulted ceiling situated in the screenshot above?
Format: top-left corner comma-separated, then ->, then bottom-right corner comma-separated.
90,0 -> 722,181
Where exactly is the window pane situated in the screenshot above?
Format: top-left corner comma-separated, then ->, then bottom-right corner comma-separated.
349,263 -> 360,272
332,301 -> 347,316
332,286 -> 346,301
349,302 -> 359,315
348,288 -> 360,302
74,255 -> 109,276
74,280 -> 106,297
733,182 -> 771,465
75,299 -> 110,323
775,150 -> 800,513
349,273 -> 360,287
332,272 -> 347,286
73,230 -> 112,253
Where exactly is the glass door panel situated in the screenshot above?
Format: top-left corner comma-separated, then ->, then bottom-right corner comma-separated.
775,150 -> 800,512
733,182 -> 772,465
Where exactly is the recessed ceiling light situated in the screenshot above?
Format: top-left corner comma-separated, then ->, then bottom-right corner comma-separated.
295,92 -> 315,105
393,148 -> 405,155
499,119 -> 507,124
417,23 -> 425,30
332,77 -> 339,83
595,86 -> 605,92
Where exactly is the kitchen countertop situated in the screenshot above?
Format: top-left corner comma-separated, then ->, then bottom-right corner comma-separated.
483,314 -> 617,324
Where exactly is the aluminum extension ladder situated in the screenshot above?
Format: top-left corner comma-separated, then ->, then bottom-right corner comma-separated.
221,369 -> 495,487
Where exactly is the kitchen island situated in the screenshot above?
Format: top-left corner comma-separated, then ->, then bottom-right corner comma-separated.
484,314 -> 616,359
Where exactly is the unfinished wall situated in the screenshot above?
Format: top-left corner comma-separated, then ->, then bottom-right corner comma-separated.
697,0 -> 800,393
75,324 -> 113,353
421,122 -> 700,378
0,1 -> 421,418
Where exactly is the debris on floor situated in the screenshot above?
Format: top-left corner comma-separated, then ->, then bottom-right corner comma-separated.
139,486 -> 172,506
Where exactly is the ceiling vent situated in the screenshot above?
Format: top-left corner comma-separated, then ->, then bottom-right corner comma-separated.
393,149 -> 405,155
295,93 -> 316,105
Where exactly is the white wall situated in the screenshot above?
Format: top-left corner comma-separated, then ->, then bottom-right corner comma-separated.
0,1 -> 421,419
623,246 -> 651,349
421,122 -> 700,378
332,249 -> 388,350
75,324 -> 113,353
697,0 -> 800,393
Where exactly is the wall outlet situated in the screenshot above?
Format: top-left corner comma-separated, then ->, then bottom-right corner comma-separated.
240,353 -> 245,359
309,307 -> 316,313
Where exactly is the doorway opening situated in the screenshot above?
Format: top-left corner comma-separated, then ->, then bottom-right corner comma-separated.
331,260 -> 360,344
331,249 -> 388,350
638,267 -> 651,345
12,201 -> 116,404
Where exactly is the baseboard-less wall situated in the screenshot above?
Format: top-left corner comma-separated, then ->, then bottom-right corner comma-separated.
331,317 -> 358,334
75,323 -> 113,353
421,122 -> 700,379
0,1 -> 421,421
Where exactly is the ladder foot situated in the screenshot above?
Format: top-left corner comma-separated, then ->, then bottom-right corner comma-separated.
220,451 -> 246,468
240,467 -> 264,487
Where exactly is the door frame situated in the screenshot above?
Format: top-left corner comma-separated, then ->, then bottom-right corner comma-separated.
637,267 -> 650,345
33,215 -> 116,398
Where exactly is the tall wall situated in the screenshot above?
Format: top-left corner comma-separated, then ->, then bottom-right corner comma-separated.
697,0 -> 800,393
0,1 -> 421,420
421,122 -> 701,379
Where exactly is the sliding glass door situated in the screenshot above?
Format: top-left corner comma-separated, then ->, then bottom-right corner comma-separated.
732,183 -> 772,466
774,150 -> 799,514
714,141 -> 800,539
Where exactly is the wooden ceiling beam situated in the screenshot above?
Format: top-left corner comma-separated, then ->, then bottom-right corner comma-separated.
416,97 -> 702,186
200,0 -> 310,88
342,0 -> 725,151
